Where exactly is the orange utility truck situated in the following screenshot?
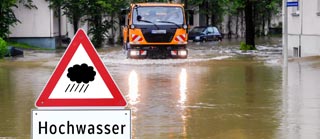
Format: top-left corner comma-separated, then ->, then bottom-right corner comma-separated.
122,3 -> 189,59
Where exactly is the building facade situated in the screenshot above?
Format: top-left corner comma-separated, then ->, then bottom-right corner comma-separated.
9,1 -> 84,49
287,0 -> 320,57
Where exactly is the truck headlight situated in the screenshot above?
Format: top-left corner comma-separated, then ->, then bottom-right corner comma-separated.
195,36 -> 200,40
178,50 -> 187,56
130,50 -> 139,56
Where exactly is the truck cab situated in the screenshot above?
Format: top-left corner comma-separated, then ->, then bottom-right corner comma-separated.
122,3 -> 189,59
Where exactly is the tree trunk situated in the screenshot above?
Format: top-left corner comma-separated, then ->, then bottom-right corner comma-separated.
199,0 -> 208,26
206,0 -> 209,26
118,16 -> 122,44
262,14 -> 265,36
94,15 -> 103,48
267,0 -> 272,35
110,13 -> 115,44
253,2 -> 259,36
184,0 -> 188,22
58,7 -> 62,47
245,0 -> 255,48
240,10 -> 244,37
235,11 -> 239,38
267,10 -> 271,35
227,15 -> 232,39
211,13 -> 216,26
72,16 -> 79,35
210,1 -> 216,26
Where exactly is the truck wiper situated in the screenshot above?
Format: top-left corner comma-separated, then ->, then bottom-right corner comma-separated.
138,19 -> 159,29
156,20 -> 181,28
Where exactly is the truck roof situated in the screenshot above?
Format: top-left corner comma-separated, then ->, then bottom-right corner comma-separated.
131,3 -> 184,8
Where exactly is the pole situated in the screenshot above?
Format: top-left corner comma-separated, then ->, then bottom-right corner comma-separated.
283,0 -> 288,68
299,0 -> 303,57
183,0 -> 188,23
58,7 -> 62,48
282,2 -> 289,135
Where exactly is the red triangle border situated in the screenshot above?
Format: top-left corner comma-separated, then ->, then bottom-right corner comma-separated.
35,29 -> 127,107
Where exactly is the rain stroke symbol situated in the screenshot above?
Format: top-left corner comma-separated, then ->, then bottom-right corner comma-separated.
65,63 -> 96,93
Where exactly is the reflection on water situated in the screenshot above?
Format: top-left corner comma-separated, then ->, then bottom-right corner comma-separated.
179,68 -> 187,105
179,68 -> 188,138
0,65 -> 53,139
2,47 -> 320,139
281,61 -> 320,139
127,70 -> 140,138
128,70 -> 139,106
181,61 -> 283,139
0,60 -> 283,139
117,61 -> 283,139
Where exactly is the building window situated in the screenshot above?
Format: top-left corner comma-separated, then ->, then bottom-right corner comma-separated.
291,0 -> 300,16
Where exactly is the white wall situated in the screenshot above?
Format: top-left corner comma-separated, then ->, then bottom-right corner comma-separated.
301,0 -> 320,56
9,0 -> 54,38
9,0 -> 88,40
301,36 -> 320,57
302,0 -> 320,35
287,0 -> 320,57
192,7 -> 200,27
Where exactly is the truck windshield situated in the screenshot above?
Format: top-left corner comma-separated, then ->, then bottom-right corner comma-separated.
133,7 -> 184,25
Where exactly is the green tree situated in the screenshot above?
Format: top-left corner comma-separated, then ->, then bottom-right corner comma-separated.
48,0 -> 128,47
0,0 -> 18,39
189,0 -> 228,26
244,0 -> 281,48
254,0 -> 281,36
188,0 -> 281,48
85,0 -> 128,47
48,0 -> 86,35
0,38 -> 8,58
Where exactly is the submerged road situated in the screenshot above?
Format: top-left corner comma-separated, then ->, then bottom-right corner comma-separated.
0,38 -> 320,139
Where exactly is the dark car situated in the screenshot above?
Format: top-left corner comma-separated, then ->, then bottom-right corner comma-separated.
188,26 -> 222,42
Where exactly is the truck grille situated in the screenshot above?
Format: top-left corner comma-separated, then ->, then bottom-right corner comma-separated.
142,29 -> 176,43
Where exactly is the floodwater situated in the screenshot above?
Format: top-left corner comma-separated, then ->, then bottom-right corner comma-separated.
0,37 -> 320,139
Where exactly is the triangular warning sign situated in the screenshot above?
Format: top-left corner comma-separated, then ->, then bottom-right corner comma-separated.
35,29 -> 127,107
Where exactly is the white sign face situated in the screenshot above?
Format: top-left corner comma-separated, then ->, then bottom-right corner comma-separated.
32,110 -> 131,139
49,44 -> 113,99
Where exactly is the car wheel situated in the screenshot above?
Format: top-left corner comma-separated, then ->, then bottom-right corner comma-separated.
202,38 -> 207,42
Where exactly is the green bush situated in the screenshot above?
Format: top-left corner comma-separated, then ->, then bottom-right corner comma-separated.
0,38 -> 8,58
240,42 -> 256,50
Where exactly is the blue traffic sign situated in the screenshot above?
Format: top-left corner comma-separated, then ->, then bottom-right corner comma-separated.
287,1 -> 299,7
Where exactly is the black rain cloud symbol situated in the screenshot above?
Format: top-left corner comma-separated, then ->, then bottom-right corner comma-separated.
65,63 -> 96,93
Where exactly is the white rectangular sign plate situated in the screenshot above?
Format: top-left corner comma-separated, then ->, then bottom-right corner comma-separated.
151,30 -> 167,34
32,110 -> 131,139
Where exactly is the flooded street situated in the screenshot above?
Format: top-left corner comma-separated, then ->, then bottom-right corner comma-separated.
1,38 -> 320,139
